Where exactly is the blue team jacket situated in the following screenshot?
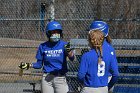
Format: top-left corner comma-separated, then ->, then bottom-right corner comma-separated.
78,40 -> 119,88
32,40 -> 74,74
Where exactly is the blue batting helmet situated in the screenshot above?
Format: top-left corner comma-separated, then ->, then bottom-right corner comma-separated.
89,21 -> 109,37
46,21 -> 62,37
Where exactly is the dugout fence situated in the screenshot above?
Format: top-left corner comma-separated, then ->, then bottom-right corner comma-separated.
0,0 -> 140,93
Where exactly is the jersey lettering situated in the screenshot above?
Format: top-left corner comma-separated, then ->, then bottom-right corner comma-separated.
44,49 -> 63,57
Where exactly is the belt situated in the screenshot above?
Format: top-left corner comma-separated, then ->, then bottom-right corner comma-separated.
49,71 -> 65,76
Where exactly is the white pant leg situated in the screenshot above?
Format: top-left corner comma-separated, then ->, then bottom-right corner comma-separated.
53,76 -> 69,93
80,86 -> 108,93
41,74 -> 54,93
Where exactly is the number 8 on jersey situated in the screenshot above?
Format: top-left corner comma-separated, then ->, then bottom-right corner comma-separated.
97,61 -> 105,77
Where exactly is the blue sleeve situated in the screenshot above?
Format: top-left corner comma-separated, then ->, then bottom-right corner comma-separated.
109,48 -> 118,76
110,49 -> 119,77
108,52 -> 119,90
77,54 -> 88,82
32,45 -> 43,69
32,59 -> 43,69
112,48 -> 117,63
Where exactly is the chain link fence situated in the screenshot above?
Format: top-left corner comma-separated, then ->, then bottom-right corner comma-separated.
0,0 -> 140,93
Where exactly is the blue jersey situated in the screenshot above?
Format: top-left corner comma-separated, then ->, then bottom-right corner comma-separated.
78,40 -> 119,87
32,40 -> 74,74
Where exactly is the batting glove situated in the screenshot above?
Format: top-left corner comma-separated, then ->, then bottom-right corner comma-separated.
65,42 -> 74,53
18,62 -> 31,70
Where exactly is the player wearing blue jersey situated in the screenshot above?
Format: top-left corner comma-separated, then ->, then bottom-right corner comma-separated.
19,20 -> 75,93
90,20 -> 118,93
77,28 -> 119,93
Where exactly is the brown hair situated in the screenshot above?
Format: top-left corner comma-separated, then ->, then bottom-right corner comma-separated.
106,35 -> 112,44
88,30 -> 104,64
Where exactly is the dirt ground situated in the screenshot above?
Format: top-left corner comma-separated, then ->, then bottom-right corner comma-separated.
0,38 -> 43,82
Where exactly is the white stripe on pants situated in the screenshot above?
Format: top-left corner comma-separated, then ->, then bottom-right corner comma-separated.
41,73 -> 69,93
80,86 -> 108,93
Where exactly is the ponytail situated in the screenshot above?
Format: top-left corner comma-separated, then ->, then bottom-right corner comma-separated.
88,30 -> 104,64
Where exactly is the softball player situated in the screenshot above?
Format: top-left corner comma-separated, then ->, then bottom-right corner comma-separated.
77,28 -> 119,93
19,20 -> 75,93
90,20 -> 118,93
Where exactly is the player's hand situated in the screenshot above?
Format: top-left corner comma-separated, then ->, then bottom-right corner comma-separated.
65,42 -> 75,58
65,42 -> 73,53
18,62 -> 31,70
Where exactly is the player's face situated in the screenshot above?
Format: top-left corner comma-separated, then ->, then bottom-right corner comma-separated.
49,30 -> 61,42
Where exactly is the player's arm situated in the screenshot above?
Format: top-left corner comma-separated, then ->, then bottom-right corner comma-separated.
20,45 -> 43,69
77,54 -> 88,83
108,53 -> 119,90
32,45 -> 44,69
65,42 -> 75,61
18,45 -> 43,76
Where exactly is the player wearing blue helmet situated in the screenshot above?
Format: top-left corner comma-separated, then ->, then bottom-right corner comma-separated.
90,21 -> 109,37
46,21 -> 63,40
90,20 -> 118,93
19,21 -> 75,93
78,27 -> 119,93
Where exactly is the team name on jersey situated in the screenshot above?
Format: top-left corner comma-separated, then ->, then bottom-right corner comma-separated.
44,49 -> 63,57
